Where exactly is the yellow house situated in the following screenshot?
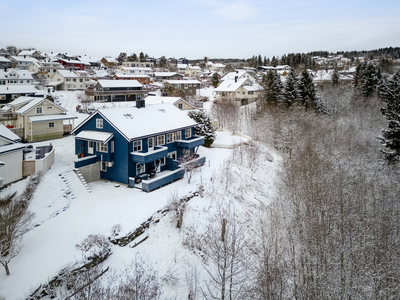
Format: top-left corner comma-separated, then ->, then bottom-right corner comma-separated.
1,96 -> 77,142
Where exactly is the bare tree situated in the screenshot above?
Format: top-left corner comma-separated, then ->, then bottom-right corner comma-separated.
201,202 -> 250,300
0,174 -> 41,276
0,195 -> 34,276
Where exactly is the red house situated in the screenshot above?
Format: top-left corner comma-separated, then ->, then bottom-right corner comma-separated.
58,59 -> 90,71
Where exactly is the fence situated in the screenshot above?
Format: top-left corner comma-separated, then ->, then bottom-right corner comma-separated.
22,145 -> 55,177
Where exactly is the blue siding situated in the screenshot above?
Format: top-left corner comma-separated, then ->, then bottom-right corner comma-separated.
73,114 -> 204,187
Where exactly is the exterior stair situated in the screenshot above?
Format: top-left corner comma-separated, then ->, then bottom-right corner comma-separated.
59,169 -> 91,199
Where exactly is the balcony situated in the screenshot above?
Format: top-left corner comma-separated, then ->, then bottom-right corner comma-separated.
176,136 -> 204,149
131,146 -> 168,164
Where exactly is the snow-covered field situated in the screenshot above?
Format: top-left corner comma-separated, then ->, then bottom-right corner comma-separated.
0,92 -> 280,299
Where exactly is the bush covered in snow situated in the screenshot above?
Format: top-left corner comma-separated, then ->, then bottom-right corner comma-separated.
188,109 -> 216,147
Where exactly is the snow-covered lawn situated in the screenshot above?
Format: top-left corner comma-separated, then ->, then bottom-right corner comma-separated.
0,91 -> 281,299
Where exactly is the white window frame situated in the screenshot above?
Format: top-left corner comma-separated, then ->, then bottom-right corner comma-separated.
101,161 -> 107,172
36,107 -> 42,114
185,128 -> 191,139
156,135 -> 165,146
176,131 -> 181,140
155,157 -> 166,166
49,122 -> 54,128
136,163 -> 145,175
96,142 -> 108,153
133,140 -> 142,152
96,119 -> 103,129
148,137 -> 154,151
167,151 -> 177,161
167,133 -> 175,144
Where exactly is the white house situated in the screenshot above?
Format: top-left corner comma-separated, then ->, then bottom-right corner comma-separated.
0,96 -> 77,142
214,71 -> 263,106
0,124 -> 24,186
118,67 -> 153,75
206,62 -> 226,72
50,69 -> 95,91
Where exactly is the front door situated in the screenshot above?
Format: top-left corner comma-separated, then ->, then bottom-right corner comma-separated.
148,137 -> 154,152
88,141 -> 94,154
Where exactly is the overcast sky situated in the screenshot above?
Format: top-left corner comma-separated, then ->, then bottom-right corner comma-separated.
2,0 -> 400,60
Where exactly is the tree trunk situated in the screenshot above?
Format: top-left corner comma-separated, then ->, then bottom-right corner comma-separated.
5,262 -> 10,276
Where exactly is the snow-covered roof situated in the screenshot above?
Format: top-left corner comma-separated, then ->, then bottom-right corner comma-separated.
0,69 -> 33,80
0,124 -> 21,142
0,85 -> 39,95
77,55 -> 100,64
153,72 -> 182,77
0,143 -> 25,155
97,80 -> 142,88
10,97 -> 67,115
243,84 -> 263,92
177,64 -> 188,69
164,80 -> 201,85
18,50 -> 36,56
115,74 -> 150,78
73,103 -> 197,141
214,77 -> 254,92
29,114 -> 77,123
75,130 -> 114,143
56,69 -> 80,78
15,98 -> 44,114
120,67 -> 153,72
206,62 -> 226,68
221,70 -> 254,82
0,56 -> 10,63
59,58 -> 91,66
144,96 -> 196,109
10,56 -> 38,63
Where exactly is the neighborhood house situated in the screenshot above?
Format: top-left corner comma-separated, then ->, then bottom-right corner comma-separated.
71,102 -> 205,192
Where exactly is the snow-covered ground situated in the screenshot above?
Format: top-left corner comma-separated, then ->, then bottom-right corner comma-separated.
0,92 -> 280,299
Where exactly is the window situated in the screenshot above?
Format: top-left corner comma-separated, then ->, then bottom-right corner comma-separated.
49,122 -> 54,128
111,141 -> 114,153
178,103 -> 183,109
167,151 -> 177,161
156,135 -> 165,146
185,128 -> 191,139
176,131 -> 181,140
136,163 -> 145,175
96,119 -> 103,129
97,142 -> 108,153
155,157 -> 166,166
148,137 -> 154,150
101,161 -> 107,172
46,106 -> 53,109
133,140 -> 142,152
167,133 -> 175,143
36,107 -> 42,114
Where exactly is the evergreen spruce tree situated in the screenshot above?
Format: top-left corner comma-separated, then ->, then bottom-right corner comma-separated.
188,110 -> 216,147
361,63 -> 380,97
299,69 -> 318,110
260,70 -> 283,109
331,69 -> 340,86
283,68 -> 300,107
212,73 -> 220,88
378,71 -> 400,162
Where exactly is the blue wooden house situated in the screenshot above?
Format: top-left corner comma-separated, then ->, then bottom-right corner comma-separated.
71,101 -> 205,192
